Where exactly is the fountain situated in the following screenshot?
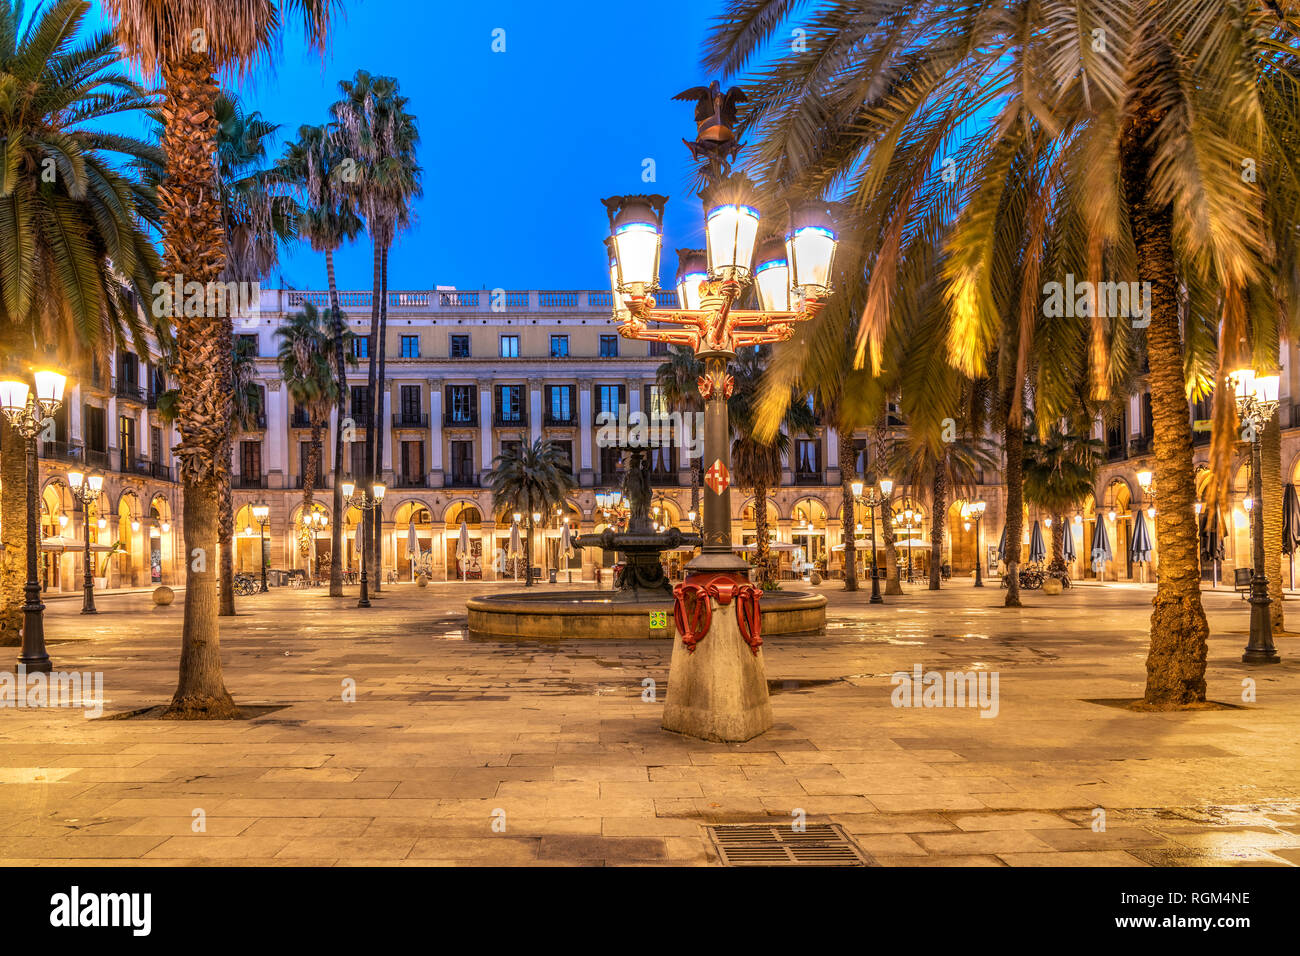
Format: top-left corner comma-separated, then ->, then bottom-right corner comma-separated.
465,447 -> 826,640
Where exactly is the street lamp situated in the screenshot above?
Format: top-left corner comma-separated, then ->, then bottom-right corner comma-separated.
0,369 -> 66,672
1229,365 -> 1282,664
970,500 -> 987,587
251,503 -> 270,592
341,481 -> 384,607
850,477 -> 891,604
67,471 -> 104,614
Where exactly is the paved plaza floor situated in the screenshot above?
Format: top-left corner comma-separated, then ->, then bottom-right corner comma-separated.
1,579 -> 1298,867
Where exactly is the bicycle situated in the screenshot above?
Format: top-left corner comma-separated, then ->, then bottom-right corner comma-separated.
233,572 -> 259,596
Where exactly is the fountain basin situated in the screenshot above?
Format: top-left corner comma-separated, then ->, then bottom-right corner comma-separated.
466,588 -> 826,640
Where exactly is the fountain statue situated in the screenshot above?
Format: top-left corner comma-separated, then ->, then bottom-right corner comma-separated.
577,448 -> 700,599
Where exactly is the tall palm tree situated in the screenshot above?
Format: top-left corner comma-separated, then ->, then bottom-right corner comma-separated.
0,0 -> 161,643
276,302 -> 348,567
707,0 -> 1300,707
103,0 -> 338,718
486,439 -> 576,588
330,70 -> 422,593
730,346 -> 815,588
276,122 -> 362,597
655,345 -> 704,515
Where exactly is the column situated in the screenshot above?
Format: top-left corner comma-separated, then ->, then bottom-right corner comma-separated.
529,379 -> 543,443
478,380 -> 493,471
428,378 -> 443,487
69,385 -> 82,443
826,427 -> 841,485
381,383 -> 393,476
265,380 -> 286,484
106,393 -> 118,464
578,380 -> 593,486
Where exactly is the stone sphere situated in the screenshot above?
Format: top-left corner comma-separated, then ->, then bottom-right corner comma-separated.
810,572 -> 822,586
152,586 -> 175,606
1042,577 -> 1063,595
417,574 -> 428,588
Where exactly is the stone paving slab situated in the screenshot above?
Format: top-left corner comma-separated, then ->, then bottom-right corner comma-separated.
1,581 -> 1298,866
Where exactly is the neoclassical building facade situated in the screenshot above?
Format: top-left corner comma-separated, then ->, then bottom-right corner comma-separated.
28,284 -> 1300,590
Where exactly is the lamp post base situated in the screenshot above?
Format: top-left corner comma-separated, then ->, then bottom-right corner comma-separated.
662,570 -> 771,743
869,568 -> 883,604
1243,586 -> 1281,664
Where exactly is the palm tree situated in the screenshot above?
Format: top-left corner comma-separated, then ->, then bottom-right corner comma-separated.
707,1 -> 1300,707
486,439 -> 576,588
655,346 -> 704,515
276,123 -> 363,597
1023,419 -> 1103,583
103,0 -> 338,718
277,302 -> 348,569
729,346 -> 815,588
330,70 -> 422,594
0,0 -> 161,643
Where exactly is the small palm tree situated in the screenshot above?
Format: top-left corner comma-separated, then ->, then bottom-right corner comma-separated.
655,346 -> 704,514
486,439 -> 576,588
1024,420 -> 1103,583
730,346 -> 815,588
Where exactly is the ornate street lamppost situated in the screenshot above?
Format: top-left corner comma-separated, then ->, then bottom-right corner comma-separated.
0,370 -> 67,672
342,481 -> 384,607
602,99 -> 838,742
67,471 -> 104,614
850,477 -> 892,604
251,503 -> 271,593
1229,367 -> 1282,664
970,500 -> 987,587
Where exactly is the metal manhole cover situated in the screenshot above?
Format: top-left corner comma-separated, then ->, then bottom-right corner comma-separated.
706,823 -> 876,866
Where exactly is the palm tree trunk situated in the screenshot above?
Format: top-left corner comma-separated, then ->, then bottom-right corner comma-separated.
1263,409 -> 1284,629
158,51 -> 237,718
328,247 -> 346,597
362,240 -> 381,592
840,432 -> 858,591
690,458 -> 702,517
304,424 -> 321,568
873,416 -> 901,594
755,480 -> 772,587
372,244 -> 390,592
525,517 -> 534,587
1048,510 -> 1068,580
929,468 -> 945,590
0,420 -> 27,645
1122,97 -> 1209,707
1003,416 -> 1024,607
217,314 -> 235,617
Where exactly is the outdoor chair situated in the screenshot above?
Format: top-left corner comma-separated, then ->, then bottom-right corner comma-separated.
1233,567 -> 1253,599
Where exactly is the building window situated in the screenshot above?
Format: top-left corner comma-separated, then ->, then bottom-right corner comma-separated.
795,438 -> 820,476
447,384 -> 476,424
599,445 -> 621,482
348,442 -> 367,478
450,334 -> 470,358
398,385 -> 422,424
649,341 -> 668,357
400,440 -> 425,484
500,439 -> 522,461
119,415 -> 137,467
449,440 -> 474,484
84,406 -> 106,452
646,384 -> 669,419
499,335 -> 519,358
552,440 -> 574,476
298,441 -> 324,484
400,335 -> 419,358
235,333 -> 259,356
853,438 -> 868,476
650,444 -> 675,475
597,384 -> 624,417
550,335 -> 569,358
151,426 -> 164,465
350,385 -> 372,423
240,441 -> 262,481
599,334 -> 618,358
352,335 -> 368,359
547,385 -> 573,423
496,384 -> 524,424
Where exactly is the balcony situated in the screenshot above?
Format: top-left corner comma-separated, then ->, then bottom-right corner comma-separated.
444,471 -> 480,488
84,448 -> 111,470
1106,443 -> 1126,462
392,412 -> 429,429
794,471 -> 824,486
290,412 -> 312,429
650,471 -> 680,486
40,440 -> 83,464
544,413 -> 576,427
114,379 -> 145,403
234,474 -> 268,489
493,412 -> 527,428
150,462 -> 173,481
444,412 -> 478,428
395,473 -> 427,488
1128,435 -> 1153,457
291,474 -> 326,489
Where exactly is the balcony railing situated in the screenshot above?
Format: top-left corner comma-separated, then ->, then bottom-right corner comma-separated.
84,448 -> 111,470
395,474 -> 427,488
290,413 -> 312,429
114,378 -> 145,403
444,412 -> 478,427
150,462 -> 173,481
234,475 -> 268,489
392,413 -> 429,429
794,471 -> 824,486
276,288 -> 674,315
444,471 -> 480,488
1128,435 -> 1153,456
544,413 -> 576,427
493,412 -> 527,427
39,440 -> 83,464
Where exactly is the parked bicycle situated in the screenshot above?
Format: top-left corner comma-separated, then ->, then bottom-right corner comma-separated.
233,572 -> 259,596
999,563 -> 1045,590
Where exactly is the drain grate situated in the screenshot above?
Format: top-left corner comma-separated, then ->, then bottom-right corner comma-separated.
706,823 -> 875,866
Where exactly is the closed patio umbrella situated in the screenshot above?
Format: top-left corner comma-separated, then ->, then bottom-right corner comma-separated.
456,519 -> 470,582
407,517 -> 419,580
508,521 -> 522,582
1062,520 -> 1076,563
996,525 -> 1007,563
1284,484 -> 1300,590
1130,509 -> 1153,564
1090,519 -> 1112,576
559,522 -> 573,581
352,523 -> 362,568
1199,508 -> 1224,588
1028,521 -> 1045,564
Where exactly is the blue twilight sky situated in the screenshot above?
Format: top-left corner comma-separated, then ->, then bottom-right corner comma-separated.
87,0 -> 738,293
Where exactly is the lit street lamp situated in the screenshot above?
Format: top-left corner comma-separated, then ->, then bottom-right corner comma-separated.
67,470 -> 104,615
251,503 -> 271,593
342,481 -> 385,607
1229,366 -> 1282,664
0,370 -> 67,673
969,500 -> 987,587
850,477 -> 892,604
